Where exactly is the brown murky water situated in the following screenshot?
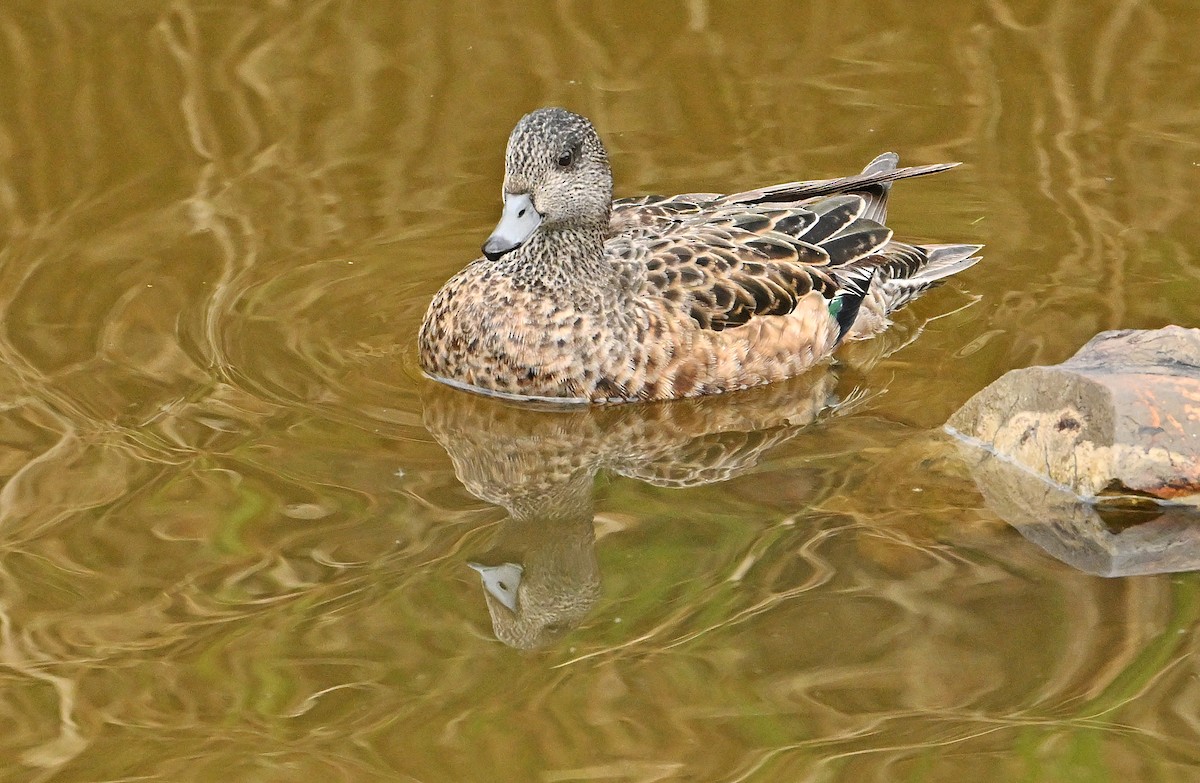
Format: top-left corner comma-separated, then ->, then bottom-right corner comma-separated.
2,1 -> 1199,781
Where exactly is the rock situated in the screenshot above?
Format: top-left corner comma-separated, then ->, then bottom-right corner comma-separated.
946,326 -> 1200,504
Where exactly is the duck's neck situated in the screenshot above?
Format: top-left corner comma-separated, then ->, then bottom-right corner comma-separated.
499,223 -> 614,292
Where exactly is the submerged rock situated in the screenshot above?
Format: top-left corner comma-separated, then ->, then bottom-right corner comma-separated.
947,326 -> 1200,504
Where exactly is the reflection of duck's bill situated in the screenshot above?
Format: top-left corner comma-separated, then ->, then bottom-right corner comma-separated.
468,561 -> 524,612
423,371 -> 592,406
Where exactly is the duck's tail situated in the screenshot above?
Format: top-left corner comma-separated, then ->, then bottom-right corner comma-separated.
876,243 -> 984,313
841,242 -> 983,340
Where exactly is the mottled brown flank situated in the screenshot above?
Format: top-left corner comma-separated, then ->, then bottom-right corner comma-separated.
419,108 -> 983,403
672,363 -> 699,395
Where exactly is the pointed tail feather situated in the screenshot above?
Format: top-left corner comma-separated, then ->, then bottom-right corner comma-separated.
910,243 -> 984,283
876,243 -> 983,314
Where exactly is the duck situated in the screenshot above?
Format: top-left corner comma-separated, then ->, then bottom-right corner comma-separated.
418,107 -> 981,404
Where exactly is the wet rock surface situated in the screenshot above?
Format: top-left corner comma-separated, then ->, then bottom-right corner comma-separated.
947,326 -> 1200,504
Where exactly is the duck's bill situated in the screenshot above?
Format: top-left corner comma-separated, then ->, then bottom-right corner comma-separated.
468,561 -> 524,612
482,192 -> 542,260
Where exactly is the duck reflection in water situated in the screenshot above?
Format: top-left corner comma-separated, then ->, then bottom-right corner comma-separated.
423,367 -> 858,649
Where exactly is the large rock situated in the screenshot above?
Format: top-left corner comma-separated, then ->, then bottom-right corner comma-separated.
947,326 -> 1200,504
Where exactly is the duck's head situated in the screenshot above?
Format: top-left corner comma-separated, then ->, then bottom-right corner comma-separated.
483,108 -> 613,261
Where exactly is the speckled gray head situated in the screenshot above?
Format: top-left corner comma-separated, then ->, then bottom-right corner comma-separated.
482,108 -> 613,261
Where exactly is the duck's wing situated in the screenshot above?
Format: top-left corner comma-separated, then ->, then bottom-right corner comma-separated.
614,193 -> 892,332
610,193 -> 719,234
716,158 -> 959,221
611,155 -> 957,234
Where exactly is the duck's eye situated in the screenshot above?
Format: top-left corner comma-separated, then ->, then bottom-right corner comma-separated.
557,150 -> 574,168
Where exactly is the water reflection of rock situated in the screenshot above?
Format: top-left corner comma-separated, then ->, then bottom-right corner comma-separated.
956,445 -> 1200,577
947,327 -> 1200,576
422,370 -> 846,649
